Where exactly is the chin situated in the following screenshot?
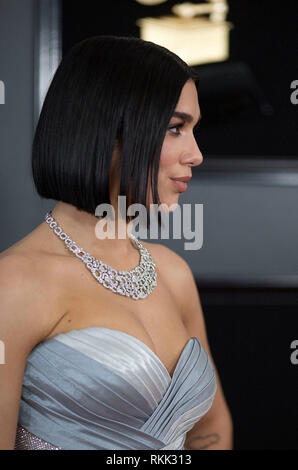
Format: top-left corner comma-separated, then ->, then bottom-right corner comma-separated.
157,196 -> 179,213
148,188 -> 180,212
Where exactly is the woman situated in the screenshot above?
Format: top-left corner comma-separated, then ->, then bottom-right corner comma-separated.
0,36 -> 233,450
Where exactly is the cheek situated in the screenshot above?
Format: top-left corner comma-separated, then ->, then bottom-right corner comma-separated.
159,139 -> 176,172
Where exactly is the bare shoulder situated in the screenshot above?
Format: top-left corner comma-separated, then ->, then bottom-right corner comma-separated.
143,241 -> 193,280
142,241 -> 196,318
0,251 -> 66,352
0,252 -> 54,449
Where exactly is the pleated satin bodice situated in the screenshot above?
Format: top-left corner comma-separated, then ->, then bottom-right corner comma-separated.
14,327 -> 217,450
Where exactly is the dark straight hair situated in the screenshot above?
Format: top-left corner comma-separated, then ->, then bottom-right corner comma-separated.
32,35 -> 199,223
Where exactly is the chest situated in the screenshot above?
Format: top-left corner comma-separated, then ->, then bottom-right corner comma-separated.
45,255 -> 190,377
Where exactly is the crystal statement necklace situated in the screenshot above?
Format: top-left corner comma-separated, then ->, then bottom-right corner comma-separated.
44,211 -> 157,300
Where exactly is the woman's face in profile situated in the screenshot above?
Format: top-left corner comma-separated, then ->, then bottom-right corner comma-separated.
153,79 -> 203,211
110,79 -> 203,212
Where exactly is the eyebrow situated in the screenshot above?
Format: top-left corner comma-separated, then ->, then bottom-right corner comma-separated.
172,111 -> 202,126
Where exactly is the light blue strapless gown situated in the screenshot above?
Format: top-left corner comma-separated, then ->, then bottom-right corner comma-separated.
14,327 -> 217,450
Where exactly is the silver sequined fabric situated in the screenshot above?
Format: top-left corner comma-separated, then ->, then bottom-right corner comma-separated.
14,424 -> 61,450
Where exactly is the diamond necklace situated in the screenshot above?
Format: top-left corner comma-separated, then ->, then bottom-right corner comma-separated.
44,210 -> 157,300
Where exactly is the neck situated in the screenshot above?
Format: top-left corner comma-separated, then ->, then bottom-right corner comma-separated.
49,201 -> 136,259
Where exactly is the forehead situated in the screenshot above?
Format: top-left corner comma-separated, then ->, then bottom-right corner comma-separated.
174,80 -> 200,117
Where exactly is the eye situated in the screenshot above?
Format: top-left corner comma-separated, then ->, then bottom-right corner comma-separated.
168,122 -> 184,136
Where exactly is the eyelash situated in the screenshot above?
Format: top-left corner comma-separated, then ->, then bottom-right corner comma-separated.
168,123 -> 184,136
168,121 -> 200,137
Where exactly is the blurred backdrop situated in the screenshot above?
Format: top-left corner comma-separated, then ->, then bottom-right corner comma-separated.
0,0 -> 298,449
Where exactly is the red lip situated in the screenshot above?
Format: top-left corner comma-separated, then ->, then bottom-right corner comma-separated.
170,176 -> 192,183
170,179 -> 188,193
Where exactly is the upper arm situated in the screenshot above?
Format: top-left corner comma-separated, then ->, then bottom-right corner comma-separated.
155,244 -> 232,426
0,255 -> 50,449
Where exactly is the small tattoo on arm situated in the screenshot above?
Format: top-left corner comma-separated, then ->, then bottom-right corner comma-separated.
184,433 -> 221,450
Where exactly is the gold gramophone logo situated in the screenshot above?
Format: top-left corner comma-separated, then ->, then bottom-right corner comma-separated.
136,0 -> 232,66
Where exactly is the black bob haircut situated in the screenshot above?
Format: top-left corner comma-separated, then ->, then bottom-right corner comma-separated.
32,35 -> 199,224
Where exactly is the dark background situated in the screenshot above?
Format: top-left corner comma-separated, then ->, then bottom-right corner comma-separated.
60,0 -> 298,449
62,0 -> 298,158
200,289 -> 298,450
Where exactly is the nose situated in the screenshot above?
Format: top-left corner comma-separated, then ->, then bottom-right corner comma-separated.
180,134 -> 203,167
